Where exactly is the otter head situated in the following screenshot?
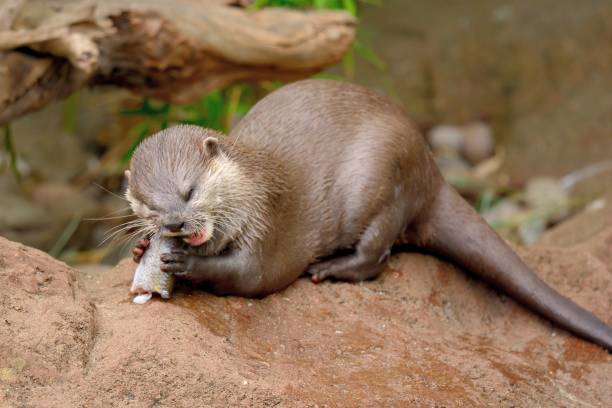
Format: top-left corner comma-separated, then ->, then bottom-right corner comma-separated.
125,125 -> 243,248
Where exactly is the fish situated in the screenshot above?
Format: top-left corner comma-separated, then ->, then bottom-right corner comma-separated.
130,234 -> 177,304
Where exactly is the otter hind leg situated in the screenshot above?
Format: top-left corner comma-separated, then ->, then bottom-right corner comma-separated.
307,251 -> 388,283
307,201 -> 408,283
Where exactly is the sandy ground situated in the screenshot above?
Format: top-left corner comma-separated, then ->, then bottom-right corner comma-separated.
1,202 -> 611,407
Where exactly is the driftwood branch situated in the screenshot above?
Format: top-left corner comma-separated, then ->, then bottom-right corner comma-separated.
0,0 -> 356,124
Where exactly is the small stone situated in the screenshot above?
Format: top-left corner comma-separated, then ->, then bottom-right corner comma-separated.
461,122 -> 495,164
524,177 -> 570,222
427,125 -> 464,153
435,155 -> 472,181
585,198 -> 606,212
0,368 -> 17,384
31,182 -> 82,208
482,200 -> 522,226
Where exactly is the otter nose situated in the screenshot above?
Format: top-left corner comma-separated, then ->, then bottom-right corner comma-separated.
164,222 -> 184,233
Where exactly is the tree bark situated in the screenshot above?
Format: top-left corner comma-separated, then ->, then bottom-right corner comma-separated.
0,0 -> 356,124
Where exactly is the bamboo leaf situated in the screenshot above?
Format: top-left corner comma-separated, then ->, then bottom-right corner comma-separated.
121,122 -> 151,163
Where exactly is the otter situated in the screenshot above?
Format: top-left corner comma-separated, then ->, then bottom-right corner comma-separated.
126,79 -> 612,351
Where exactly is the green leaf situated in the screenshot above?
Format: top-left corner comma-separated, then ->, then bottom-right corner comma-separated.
342,0 -> 357,15
477,189 -> 497,213
49,216 -> 81,258
121,122 -> 151,164
121,98 -> 170,117
314,0 -> 342,10
359,0 -> 383,6
354,39 -> 386,70
342,48 -> 355,79
63,92 -> 80,133
250,0 -> 269,9
314,71 -> 346,80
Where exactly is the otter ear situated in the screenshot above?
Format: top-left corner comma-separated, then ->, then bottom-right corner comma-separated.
124,169 -> 131,182
203,136 -> 219,156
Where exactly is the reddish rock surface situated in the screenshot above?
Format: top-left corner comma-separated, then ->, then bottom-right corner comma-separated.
1,212 -> 611,406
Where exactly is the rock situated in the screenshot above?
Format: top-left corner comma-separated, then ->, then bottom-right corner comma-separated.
537,192 -> 612,248
427,124 -> 464,153
0,191 -> 56,250
434,154 -> 472,182
3,220 -> 612,406
11,101 -> 88,182
0,237 -> 95,407
511,177 -> 572,244
427,121 -> 495,166
524,177 -> 571,222
461,121 -> 495,164
482,199 -> 522,226
31,182 -> 96,216
0,182 -> 102,252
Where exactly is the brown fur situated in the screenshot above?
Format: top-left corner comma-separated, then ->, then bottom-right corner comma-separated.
128,79 -> 612,351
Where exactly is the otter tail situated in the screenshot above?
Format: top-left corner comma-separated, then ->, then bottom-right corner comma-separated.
417,183 -> 612,351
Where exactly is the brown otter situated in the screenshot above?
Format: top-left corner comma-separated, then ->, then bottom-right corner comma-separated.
126,79 -> 612,351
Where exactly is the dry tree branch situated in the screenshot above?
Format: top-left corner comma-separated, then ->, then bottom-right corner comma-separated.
0,0 -> 356,124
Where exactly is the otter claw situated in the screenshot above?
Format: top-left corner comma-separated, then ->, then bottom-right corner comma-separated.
161,253 -> 184,263
160,252 -> 191,276
306,263 -> 328,283
160,261 -> 187,275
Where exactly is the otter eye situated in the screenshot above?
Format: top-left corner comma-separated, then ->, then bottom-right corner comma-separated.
184,187 -> 195,202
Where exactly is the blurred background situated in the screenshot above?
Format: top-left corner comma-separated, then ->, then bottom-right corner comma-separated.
1,0 -> 611,266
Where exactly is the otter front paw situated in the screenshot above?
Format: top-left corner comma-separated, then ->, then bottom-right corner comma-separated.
132,239 -> 150,263
160,248 -> 193,276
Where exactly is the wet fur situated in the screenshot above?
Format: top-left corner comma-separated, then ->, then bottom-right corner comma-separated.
127,79 -> 612,350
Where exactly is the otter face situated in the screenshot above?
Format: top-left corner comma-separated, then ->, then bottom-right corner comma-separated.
125,125 -> 240,248
125,182 -> 214,247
